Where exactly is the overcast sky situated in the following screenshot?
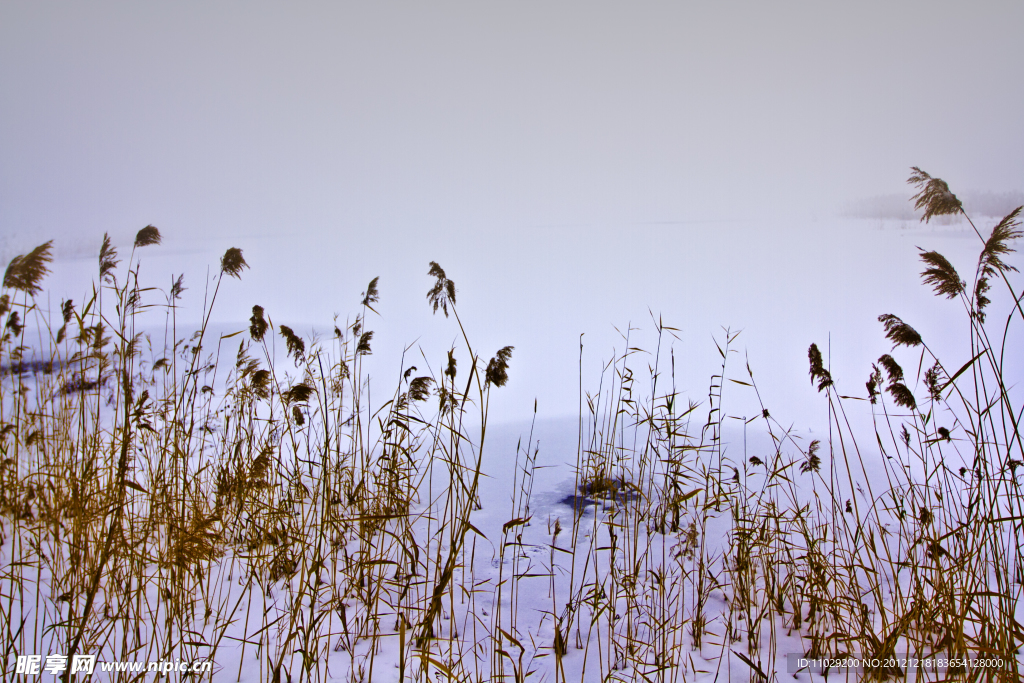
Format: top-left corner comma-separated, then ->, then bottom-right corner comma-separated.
2,1 -> 1022,251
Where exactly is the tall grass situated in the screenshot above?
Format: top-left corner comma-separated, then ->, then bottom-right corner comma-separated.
1,168 -> 1021,681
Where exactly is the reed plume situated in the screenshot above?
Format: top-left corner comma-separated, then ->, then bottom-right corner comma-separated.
408,376 -> 434,402
279,324 -> 305,360
361,276 -> 380,311
975,206 -> 1022,320
3,240 -> 53,296
427,261 -> 456,317
807,343 -> 832,391
919,250 -> 964,299
250,305 -> 268,342
908,166 -> 962,222
886,382 -> 917,410
220,247 -> 248,278
485,346 -> 514,387
800,440 -> 822,474
356,330 -> 373,355
979,207 -> 1022,276
134,224 -> 162,248
283,382 -> 314,404
99,233 -> 118,282
878,313 -> 922,348
877,354 -> 904,384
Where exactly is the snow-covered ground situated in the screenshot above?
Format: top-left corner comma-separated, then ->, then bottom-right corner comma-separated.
3,213 -> 1022,681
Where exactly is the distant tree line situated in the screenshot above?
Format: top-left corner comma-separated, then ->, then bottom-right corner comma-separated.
844,190 -> 1024,221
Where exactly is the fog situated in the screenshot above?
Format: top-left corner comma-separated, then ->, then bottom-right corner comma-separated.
2,2 -> 1023,425
4,2 -> 1023,238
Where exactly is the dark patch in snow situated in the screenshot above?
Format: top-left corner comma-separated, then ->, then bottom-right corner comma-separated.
558,477 -> 639,513
1,358 -> 63,376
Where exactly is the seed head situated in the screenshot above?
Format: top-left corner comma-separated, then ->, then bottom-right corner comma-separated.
3,241 -> 53,296
134,225 -> 162,248
220,248 -> 248,279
